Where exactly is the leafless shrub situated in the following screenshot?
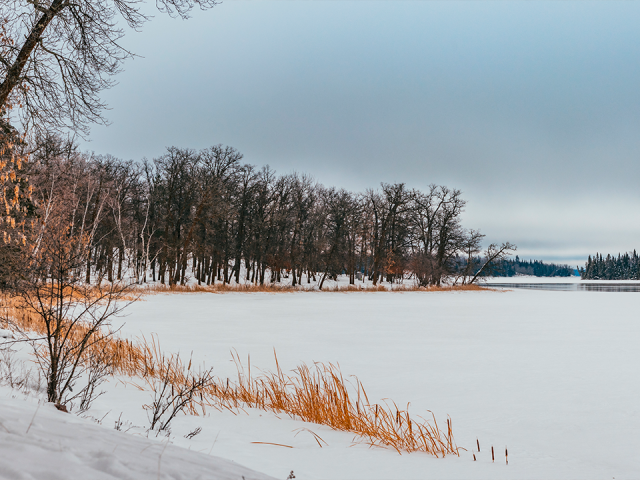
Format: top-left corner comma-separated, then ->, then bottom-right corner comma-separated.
144,363 -> 213,434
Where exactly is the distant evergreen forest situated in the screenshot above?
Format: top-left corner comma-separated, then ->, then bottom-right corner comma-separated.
579,252 -> 640,280
486,256 -> 574,277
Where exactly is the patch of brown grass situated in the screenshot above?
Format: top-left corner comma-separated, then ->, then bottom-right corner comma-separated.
135,282 -> 488,295
328,283 -> 488,293
138,283 -> 298,295
218,350 -> 460,455
1,294 -> 137,374
393,283 -> 488,292
121,337 -> 460,456
324,284 -> 389,292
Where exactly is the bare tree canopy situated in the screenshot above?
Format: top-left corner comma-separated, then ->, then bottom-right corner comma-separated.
5,135 -> 515,291
0,0 -> 218,135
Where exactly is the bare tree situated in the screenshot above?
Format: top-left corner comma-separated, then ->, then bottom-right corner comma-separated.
9,134 -> 516,292
454,229 -> 484,285
469,242 -> 517,284
365,183 -> 408,286
0,0 -> 218,135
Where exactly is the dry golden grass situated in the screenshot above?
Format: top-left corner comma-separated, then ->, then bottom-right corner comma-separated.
326,283 -> 487,293
391,283 -> 487,292
138,283 -> 297,295
121,337 -> 460,456
1,294 -> 136,373
136,281 -> 488,295
217,351 -> 460,455
1,292 -> 461,457
325,284 -> 389,292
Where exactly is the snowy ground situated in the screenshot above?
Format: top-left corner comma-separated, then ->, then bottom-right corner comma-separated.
3,286 -> 640,479
0,386 -> 273,480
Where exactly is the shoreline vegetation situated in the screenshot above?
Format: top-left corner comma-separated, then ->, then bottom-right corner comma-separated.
137,282 -> 489,294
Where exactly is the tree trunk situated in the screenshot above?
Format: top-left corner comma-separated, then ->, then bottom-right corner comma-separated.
117,246 -> 124,280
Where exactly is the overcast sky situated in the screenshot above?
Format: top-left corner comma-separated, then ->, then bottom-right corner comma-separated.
82,1 -> 640,267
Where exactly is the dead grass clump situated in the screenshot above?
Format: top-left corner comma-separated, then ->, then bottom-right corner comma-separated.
135,281 -> 487,294
139,283 -> 298,295
392,283 -> 487,292
327,284 -> 389,292
330,283 -> 487,293
1,295 -> 119,362
214,352 -> 460,456
114,338 -> 459,457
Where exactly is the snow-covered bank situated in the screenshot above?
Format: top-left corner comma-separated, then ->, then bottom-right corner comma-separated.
0,326 -> 274,479
0,387 -> 273,480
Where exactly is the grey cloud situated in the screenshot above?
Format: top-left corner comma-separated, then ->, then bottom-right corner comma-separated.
84,0 -> 640,263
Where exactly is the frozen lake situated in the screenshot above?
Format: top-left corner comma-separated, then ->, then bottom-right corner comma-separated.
485,282 -> 640,291
483,276 -> 640,291
101,288 -> 640,479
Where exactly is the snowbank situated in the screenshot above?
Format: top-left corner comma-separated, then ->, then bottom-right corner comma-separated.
0,388 -> 273,480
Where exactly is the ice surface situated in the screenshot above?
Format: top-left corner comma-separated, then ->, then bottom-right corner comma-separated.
100,288 -> 640,479
4,287 -> 639,479
483,275 -> 640,284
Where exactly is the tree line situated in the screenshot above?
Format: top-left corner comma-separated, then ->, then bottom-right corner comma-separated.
579,252 -> 640,280
0,0 -> 518,292
496,256 -> 574,277
1,134 -> 515,290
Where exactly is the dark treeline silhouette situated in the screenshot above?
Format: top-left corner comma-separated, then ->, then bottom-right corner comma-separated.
10,136 -> 514,289
496,256 -> 573,277
451,255 -> 572,278
579,252 -> 640,280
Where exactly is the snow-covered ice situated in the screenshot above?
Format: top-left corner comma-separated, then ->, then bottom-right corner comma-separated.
3,286 -> 640,479
100,288 -> 640,479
